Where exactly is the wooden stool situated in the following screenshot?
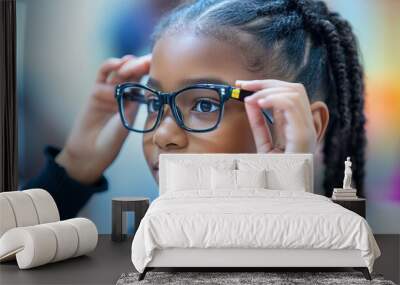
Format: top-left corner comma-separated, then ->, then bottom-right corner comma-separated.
111,197 -> 149,242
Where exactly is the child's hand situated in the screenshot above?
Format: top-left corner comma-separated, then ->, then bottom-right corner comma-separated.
236,79 -> 318,154
55,54 -> 151,184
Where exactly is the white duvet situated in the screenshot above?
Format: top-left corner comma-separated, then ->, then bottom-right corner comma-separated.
131,190 -> 380,273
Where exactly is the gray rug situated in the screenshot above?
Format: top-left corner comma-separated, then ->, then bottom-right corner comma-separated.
116,271 -> 396,285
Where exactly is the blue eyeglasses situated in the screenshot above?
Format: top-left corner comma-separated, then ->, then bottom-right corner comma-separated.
115,82 -> 273,133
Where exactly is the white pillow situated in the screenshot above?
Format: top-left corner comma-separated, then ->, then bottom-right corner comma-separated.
211,168 -> 236,190
211,168 -> 267,190
266,162 -> 307,191
237,159 -> 308,191
166,160 -> 236,192
269,172 -> 306,191
167,163 -> 210,191
236,169 -> 267,189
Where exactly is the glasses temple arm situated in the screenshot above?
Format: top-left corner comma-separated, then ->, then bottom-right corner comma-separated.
231,89 -> 274,124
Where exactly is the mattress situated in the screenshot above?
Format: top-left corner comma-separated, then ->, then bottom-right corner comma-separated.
131,190 -> 380,273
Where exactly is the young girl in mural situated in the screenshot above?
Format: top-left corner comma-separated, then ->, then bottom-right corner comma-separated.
26,0 -> 366,219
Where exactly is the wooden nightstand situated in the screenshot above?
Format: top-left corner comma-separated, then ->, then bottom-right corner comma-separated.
331,198 -> 366,218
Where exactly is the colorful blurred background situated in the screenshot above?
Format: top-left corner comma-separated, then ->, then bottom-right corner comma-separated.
16,0 -> 400,234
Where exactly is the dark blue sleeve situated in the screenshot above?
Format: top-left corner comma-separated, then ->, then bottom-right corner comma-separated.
22,145 -> 108,220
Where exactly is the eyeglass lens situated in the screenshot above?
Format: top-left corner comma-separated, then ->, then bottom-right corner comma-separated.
120,86 -> 222,132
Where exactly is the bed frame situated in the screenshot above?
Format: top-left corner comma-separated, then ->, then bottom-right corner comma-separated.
139,248 -> 371,280
139,154 -> 372,281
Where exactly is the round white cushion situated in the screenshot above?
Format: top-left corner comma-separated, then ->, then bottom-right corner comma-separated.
0,189 -> 60,239
0,218 -> 97,269
42,221 -> 79,262
24,189 -> 60,224
65,218 -> 98,257
0,196 -> 17,237
0,191 -> 39,228
0,225 -> 57,269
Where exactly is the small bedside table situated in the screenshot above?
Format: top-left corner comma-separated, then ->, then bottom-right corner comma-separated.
112,197 -> 149,242
331,197 -> 366,218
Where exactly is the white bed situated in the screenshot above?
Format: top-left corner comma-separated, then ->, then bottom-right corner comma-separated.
131,154 -> 380,280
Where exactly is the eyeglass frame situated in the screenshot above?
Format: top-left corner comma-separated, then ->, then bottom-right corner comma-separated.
115,82 -> 273,133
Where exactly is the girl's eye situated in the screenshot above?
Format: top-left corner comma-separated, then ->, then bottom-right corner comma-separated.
147,98 -> 161,113
192,99 -> 220,113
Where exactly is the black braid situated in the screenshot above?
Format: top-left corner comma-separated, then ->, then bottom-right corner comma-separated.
290,0 -> 364,195
289,0 -> 366,196
293,1 -> 352,130
328,11 -> 367,196
151,0 -> 367,196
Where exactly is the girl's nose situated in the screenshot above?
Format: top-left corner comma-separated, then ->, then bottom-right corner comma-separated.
152,106 -> 188,150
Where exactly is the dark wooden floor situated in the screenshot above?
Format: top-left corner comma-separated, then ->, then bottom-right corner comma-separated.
373,234 -> 400,284
0,234 -> 398,284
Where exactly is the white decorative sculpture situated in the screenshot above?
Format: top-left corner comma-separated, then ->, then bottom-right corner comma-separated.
343,157 -> 353,189
332,157 -> 357,199
0,189 -> 98,269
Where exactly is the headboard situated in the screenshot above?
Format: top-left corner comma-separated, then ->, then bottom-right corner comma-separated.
159,153 -> 314,195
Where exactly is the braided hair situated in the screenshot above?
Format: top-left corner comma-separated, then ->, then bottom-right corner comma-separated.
150,0 -> 367,196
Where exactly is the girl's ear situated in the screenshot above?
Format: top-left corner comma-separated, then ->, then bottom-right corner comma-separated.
310,101 -> 330,143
